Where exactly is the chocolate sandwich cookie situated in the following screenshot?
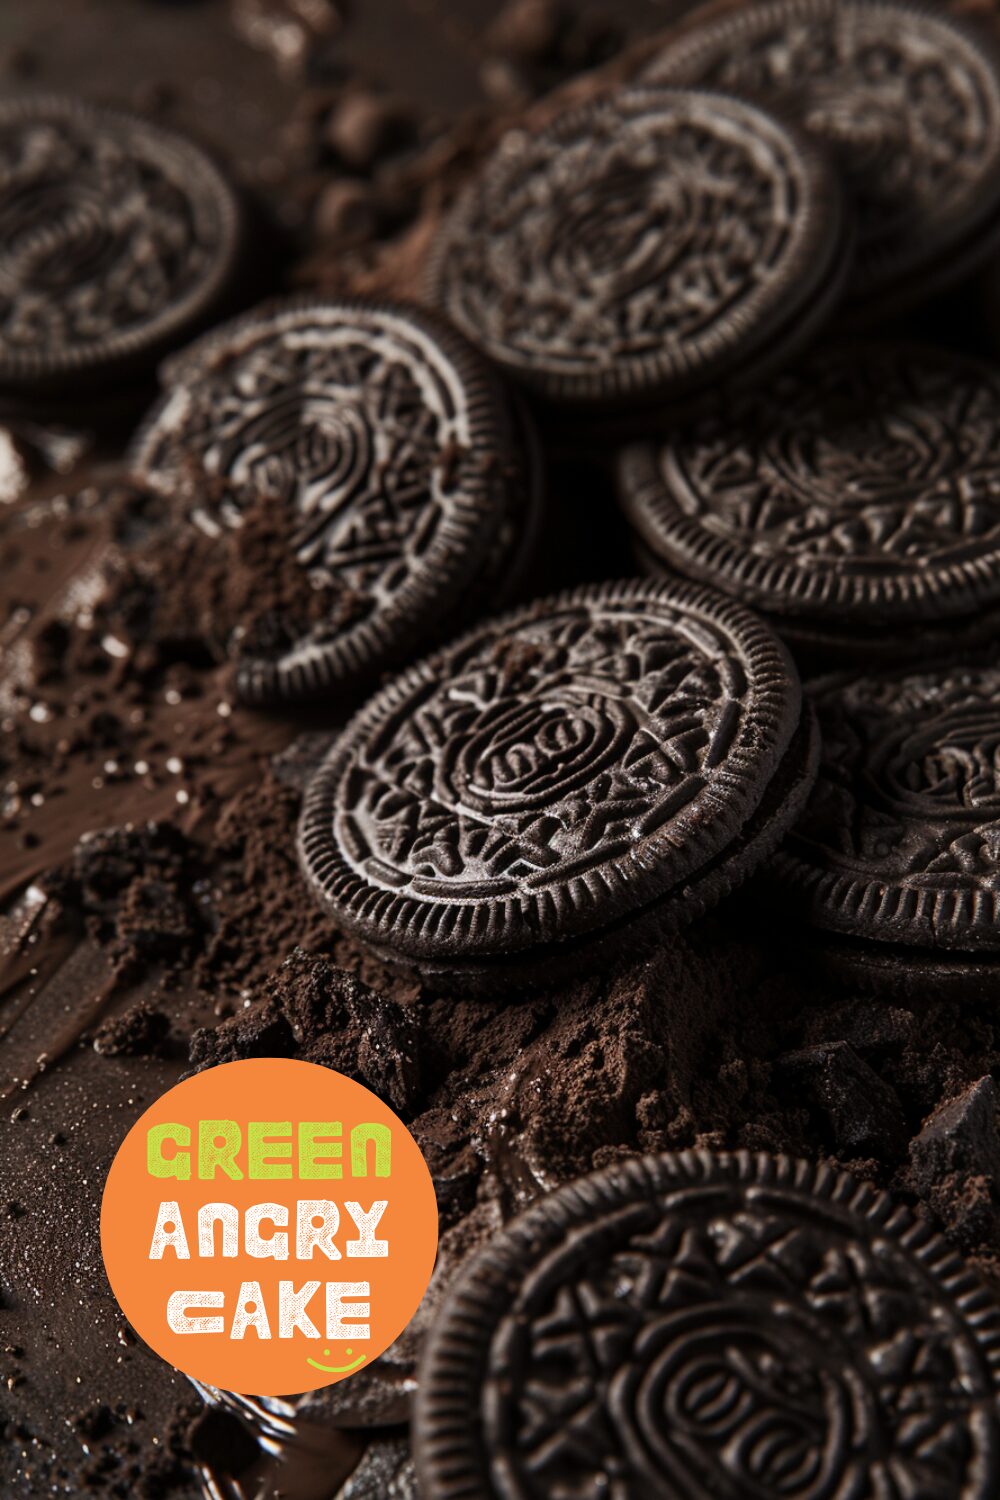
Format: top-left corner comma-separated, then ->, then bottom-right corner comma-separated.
415,1150 -> 1000,1500
643,0 -> 1000,313
449,390 -> 545,619
619,343 -> 1000,668
298,577 -> 816,991
0,96 -> 243,392
425,87 -> 850,407
770,654 -> 1000,995
130,297 -> 537,705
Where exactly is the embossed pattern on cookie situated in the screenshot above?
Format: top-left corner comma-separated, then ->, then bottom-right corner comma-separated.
130,298 -> 526,703
415,1151 -> 1000,1500
644,0 -> 1000,305
772,657 -> 1000,952
298,578 -> 806,985
620,344 -> 1000,631
0,96 -> 243,388
426,88 -> 848,405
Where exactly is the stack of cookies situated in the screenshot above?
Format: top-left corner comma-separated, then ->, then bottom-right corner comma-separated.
297,5 -> 1000,1488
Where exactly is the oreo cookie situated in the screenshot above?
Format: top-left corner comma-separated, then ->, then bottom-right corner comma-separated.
770,655 -> 1000,993
415,1150 -> 1000,1500
643,0 -> 1000,312
425,87 -> 850,407
129,297 -> 538,705
619,343 -> 1000,667
297,577 -> 816,991
0,96 -> 243,391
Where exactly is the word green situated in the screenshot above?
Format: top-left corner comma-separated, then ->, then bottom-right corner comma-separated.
147,1120 -> 392,1181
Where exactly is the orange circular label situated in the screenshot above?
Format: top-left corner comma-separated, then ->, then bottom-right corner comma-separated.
101,1058 -> 438,1396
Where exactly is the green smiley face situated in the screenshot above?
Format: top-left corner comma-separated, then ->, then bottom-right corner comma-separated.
305,1346 -> 367,1375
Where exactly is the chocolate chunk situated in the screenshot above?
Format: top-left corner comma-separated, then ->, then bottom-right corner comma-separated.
415,1151 -> 1000,1499
410,1109 -> 481,1227
47,822 -> 197,905
0,97 -> 243,391
0,411 -> 90,505
485,0 -> 562,65
912,1078 -> 1000,1186
427,88 -> 850,406
130,297 -> 536,704
909,1077 -> 1000,1251
43,823 -> 207,979
776,1041 -> 907,1159
92,1003 -> 170,1059
298,577 -> 814,990
191,1003 -> 296,1064
803,996 -> 915,1057
324,92 -> 414,173
191,950 -> 420,1114
313,178 -> 380,244
644,0 -> 1000,310
339,1435 -> 417,1498
230,0 -> 343,77
620,344 -> 1000,667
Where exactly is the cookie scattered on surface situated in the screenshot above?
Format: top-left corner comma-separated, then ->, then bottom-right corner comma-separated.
771,654 -> 1000,984
426,87 -> 850,406
619,343 -> 1000,664
415,1150 -> 1000,1500
0,96 -> 243,390
298,577 -> 815,989
130,297 -> 537,704
643,0 -> 1000,310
